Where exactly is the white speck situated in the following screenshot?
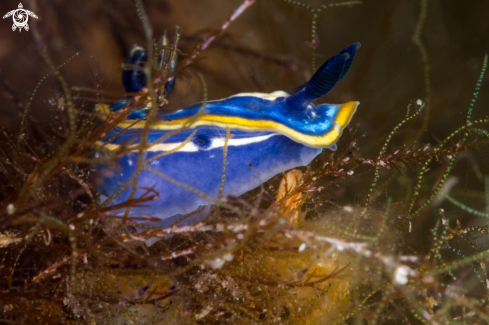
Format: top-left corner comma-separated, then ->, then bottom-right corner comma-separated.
347,170 -> 354,175
205,253 -> 234,270
120,173 -> 124,177
127,159 -> 133,166
336,245 -> 344,251
486,279 -> 489,289
69,224 -> 75,231
416,99 -> 423,106
94,153 -> 100,159
409,221 -> 412,233
150,160 -> 160,166
237,234 -> 244,240
312,177 -> 316,181
298,243 -> 306,252
6,204 -> 15,215
210,155 -> 215,158
343,206 -> 353,213
394,265 -> 410,285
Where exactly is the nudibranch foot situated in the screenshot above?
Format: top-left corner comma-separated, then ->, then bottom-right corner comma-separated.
95,42 -> 361,226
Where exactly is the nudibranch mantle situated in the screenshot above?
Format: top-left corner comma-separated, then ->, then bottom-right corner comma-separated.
95,42 -> 361,228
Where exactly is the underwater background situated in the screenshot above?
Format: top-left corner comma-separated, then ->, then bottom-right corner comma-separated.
0,0 -> 489,324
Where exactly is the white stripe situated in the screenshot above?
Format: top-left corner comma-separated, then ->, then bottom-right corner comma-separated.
169,91 -> 290,116
150,133 -> 278,152
210,133 -> 278,149
99,133 -> 279,153
229,91 -> 289,101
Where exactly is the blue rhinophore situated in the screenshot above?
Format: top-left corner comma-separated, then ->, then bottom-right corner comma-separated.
122,45 -> 148,94
112,37 -> 178,119
95,43 -> 361,227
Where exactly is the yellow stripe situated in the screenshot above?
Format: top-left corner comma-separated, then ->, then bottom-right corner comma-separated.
95,101 -> 359,148
335,101 -> 358,127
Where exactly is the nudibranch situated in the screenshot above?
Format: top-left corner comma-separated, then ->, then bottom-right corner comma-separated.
95,42 -> 360,228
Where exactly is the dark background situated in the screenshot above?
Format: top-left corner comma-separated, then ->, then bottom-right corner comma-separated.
1,0 -> 488,137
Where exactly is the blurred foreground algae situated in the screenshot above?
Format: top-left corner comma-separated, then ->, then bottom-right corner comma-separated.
1,0 -> 489,324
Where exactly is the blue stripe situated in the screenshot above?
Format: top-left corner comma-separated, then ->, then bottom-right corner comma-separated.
125,96 -> 344,137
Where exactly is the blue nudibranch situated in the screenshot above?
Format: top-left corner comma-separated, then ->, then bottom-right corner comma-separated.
95,42 -> 360,228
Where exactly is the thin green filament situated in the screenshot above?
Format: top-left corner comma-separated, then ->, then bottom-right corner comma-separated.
443,192 -> 489,218
364,103 -> 423,209
123,0 -> 156,223
467,54 -> 488,124
486,175 -> 489,213
412,0 -> 431,138
408,118 -> 489,217
216,127 -> 232,219
410,153 -> 457,217
17,51 -> 79,161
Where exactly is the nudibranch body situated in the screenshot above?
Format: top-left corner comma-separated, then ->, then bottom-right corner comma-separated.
95,43 -> 360,228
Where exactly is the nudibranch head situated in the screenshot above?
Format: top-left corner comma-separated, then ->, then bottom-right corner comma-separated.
94,43 -> 360,227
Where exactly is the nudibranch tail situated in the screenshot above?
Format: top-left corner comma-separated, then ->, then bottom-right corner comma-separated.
286,42 -> 361,111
